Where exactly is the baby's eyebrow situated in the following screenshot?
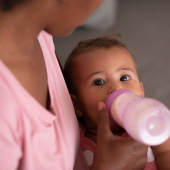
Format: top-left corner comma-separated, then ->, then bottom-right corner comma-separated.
118,67 -> 136,73
86,71 -> 103,81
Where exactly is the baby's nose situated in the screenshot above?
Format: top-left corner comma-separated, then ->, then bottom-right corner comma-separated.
108,83 -> 122,94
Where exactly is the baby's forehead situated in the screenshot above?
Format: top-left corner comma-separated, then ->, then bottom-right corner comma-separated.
74,46 -> 134,64
74,46 -> 133,60
73,46 -> 138,72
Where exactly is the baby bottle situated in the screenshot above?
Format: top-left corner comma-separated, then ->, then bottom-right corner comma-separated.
106,89 -> 170,146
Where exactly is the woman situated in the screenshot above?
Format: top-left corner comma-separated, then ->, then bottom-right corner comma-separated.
0,0 -> 147,169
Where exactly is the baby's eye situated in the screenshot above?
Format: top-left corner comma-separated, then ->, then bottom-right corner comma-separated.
93,79 -> 105,86
120,75 -> 130,81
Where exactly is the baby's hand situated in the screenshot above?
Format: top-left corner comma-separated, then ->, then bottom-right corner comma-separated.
92,102 -> 148,170
152,138 -> 170,170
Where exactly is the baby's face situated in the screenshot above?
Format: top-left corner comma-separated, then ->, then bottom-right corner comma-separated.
72,46 -> 144,136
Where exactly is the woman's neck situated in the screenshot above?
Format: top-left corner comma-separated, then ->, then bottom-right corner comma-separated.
0,6 -> 50,110
0,2 -> 47,61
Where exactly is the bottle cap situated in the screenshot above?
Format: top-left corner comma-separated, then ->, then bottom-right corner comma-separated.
106,89 -> 134,123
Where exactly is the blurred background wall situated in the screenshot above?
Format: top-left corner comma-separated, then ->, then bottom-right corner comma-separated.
53,0 -> 170,108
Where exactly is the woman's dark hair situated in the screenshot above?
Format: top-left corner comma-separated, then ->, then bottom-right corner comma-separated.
0,0 -> 26,11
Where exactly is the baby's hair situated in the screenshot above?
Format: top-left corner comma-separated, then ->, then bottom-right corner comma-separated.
64,34 -> 128,94
0,0 -> 26,11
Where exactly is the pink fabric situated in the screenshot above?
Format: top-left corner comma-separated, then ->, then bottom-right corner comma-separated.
80,124 -> 158,170
0,31 -> 88,170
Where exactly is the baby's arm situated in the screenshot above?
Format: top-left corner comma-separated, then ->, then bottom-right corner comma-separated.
152,137 -> 170,170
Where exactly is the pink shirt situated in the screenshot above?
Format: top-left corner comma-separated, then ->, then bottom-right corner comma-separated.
0,31 -> 88,170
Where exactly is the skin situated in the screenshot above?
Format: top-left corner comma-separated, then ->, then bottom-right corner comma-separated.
72,46 -> 144,142
92,102 -> 147,170
43,0 -> 103,36
0,0 -> 150,169
71,46 -> 170,169
0,0 -> 103,109
152,138 -> 170,169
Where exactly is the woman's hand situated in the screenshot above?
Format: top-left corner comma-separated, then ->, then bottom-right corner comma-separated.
92,102 -> 148,170
152,137 -> 170,170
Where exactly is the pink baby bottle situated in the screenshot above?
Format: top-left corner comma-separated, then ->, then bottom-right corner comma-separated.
106,89 -> 170,146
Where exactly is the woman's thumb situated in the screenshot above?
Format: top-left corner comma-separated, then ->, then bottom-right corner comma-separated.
97,102 -> 113,142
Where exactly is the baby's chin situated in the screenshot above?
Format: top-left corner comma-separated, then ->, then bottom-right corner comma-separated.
110,122 -> 125,136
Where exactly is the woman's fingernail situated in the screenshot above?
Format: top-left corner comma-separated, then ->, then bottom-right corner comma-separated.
98,102 -> 104,111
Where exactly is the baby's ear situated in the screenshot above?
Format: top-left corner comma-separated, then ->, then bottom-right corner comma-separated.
140,82 -> 145,97
71,94 -> 83,117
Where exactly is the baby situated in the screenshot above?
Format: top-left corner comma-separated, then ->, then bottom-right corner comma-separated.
64,35 -> 170,169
